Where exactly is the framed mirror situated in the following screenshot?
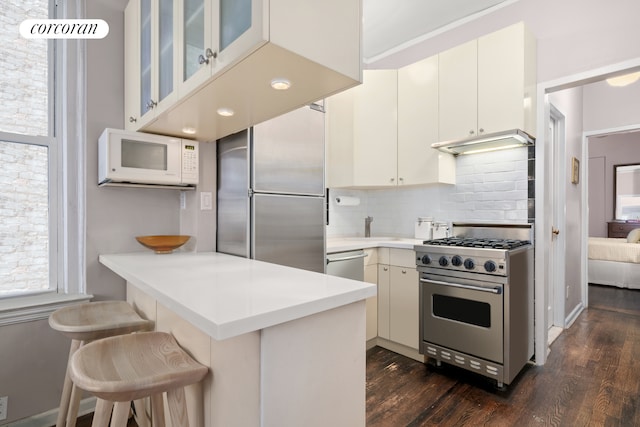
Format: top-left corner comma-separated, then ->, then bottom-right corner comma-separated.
614,163 -> 640,220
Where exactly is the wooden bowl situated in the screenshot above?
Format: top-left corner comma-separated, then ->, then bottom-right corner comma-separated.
135,235 -> 191,254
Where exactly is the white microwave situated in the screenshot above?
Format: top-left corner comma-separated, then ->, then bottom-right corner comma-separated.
98,128 -> 199,187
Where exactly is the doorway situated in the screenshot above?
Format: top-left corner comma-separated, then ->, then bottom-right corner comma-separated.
535,59 -> 640,366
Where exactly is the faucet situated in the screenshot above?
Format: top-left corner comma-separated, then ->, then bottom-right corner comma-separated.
365,216 -> 373,238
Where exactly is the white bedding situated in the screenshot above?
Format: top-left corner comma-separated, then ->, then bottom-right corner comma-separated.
588,237 -> 640,263
588,237 -> 640,289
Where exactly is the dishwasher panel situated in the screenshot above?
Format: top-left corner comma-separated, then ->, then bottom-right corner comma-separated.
326,250 -> 366,281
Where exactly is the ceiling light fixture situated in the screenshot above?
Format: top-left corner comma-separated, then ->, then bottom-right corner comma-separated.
217,107 -> 235,117
270,78 -> 291,90
606,71 -> 640,87
182,126 -> 197,135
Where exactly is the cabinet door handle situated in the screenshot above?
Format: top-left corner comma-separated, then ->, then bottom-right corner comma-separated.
145,100 -> 157,111
402,270 -> 407,274
479,128 -> 484,133
469,129 -> 475,135
128,116 -> 137,123
399,177 -> 404,183
199,48 -> 218,65
383,267 -> 388,271
390,178 -> 395,183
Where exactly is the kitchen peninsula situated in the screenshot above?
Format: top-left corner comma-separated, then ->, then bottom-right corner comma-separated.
99,252 -> 375,427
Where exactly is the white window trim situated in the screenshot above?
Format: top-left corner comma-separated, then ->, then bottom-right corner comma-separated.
0,0 -> 91,325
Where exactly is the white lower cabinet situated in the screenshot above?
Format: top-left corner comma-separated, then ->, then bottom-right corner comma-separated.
375,248 -> 422,361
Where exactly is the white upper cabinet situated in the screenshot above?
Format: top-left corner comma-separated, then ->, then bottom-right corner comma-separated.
439,22 -> 536,142
352,70 -> 398,187
125,0 -> 179,130
398,55 -> 455,185
326,70 -> 398,188
125,0 -> 362,141
327,67 -> 455,189
477,22 -> 537,137
438,40 -> 478,142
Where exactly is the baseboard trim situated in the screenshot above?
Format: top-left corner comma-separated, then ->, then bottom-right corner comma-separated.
6,397 -> 95,427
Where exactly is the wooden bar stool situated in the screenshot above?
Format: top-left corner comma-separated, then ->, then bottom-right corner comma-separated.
69,331 -> 209,427
49,301 -> 154,427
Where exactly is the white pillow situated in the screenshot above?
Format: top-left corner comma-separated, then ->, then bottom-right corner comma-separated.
627,228 -> 640,243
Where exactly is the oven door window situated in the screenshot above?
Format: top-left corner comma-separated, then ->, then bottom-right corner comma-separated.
433,294 -> 491,328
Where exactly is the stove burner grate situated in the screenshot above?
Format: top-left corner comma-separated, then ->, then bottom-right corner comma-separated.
422,237 -> 530,250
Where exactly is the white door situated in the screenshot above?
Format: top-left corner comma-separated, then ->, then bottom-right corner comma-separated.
549,104 -> 566,329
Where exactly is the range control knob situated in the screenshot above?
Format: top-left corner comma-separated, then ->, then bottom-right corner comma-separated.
421,255 -> 432,265
451,255 -> 463,266
464,258 -> 475,270
439,256 -> 449,267
484,260 -> 497,273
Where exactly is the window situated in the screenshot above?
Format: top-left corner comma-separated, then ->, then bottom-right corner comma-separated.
0,0 -> 53,297
0,1 -> 88,315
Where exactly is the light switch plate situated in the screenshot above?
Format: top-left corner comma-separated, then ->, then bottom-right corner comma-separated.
200,192 -> 212,210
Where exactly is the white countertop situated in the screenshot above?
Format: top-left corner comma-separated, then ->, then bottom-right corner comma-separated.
327,237 -> 424,253
99,252 -> 376,341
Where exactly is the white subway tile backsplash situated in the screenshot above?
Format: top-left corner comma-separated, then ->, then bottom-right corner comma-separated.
326,147 -> 529,238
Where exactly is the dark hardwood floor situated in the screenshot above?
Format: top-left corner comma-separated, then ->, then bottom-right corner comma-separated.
366,284 -> 640,426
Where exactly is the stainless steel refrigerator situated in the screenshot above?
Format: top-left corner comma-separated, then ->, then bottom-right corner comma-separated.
216,104 -> 326,273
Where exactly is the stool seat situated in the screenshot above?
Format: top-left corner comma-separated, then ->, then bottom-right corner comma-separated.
49,301 -> 153,427
70,332 -> 208,427
49,300 -> 153,342
70,332 -> 208,402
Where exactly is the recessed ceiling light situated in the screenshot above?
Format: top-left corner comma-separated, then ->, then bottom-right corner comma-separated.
217,107 -> 235,117
270,78 -> 291,90
182,126 -> 197,135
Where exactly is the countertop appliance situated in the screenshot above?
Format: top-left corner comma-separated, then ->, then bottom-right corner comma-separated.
217,104 -> 326,273
98,128 -> 199,187
414,223 -> 534,388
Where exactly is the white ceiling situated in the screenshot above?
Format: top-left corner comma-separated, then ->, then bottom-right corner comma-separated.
362,0 -> 511,63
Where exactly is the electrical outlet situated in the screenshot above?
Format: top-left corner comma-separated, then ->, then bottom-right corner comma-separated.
566,286 -> 570,299
0,396 -> 8,421
180,191 -> 186,210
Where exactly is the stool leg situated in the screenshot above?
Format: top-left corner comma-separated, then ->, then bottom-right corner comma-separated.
111,402 -> 130,427
56,339 -> 81,427
133,399 -> 151,427
91,399 -> 113,427
166,387 -> 189,427
150,394 -> 166,427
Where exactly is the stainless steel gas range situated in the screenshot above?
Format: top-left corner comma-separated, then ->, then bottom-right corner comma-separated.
414,223 -> 534,388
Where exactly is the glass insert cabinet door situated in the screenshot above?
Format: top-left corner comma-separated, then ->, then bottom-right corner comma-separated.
158,0 -> 175,102
180,0 -> 265,94
140,0 -> 152,117
137,0 -> 177,120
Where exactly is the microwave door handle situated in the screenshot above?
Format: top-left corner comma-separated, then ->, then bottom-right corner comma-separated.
419,278 -> 502,294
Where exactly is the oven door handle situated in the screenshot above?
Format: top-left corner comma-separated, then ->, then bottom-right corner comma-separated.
419,278 -> 502,295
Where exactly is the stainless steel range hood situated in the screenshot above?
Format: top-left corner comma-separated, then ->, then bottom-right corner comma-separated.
431,129 -> 534,156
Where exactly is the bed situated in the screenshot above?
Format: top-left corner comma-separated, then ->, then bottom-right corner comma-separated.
588,236 -> 640,289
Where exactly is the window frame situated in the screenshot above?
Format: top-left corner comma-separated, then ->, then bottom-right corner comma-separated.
0,0 -> 91,325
